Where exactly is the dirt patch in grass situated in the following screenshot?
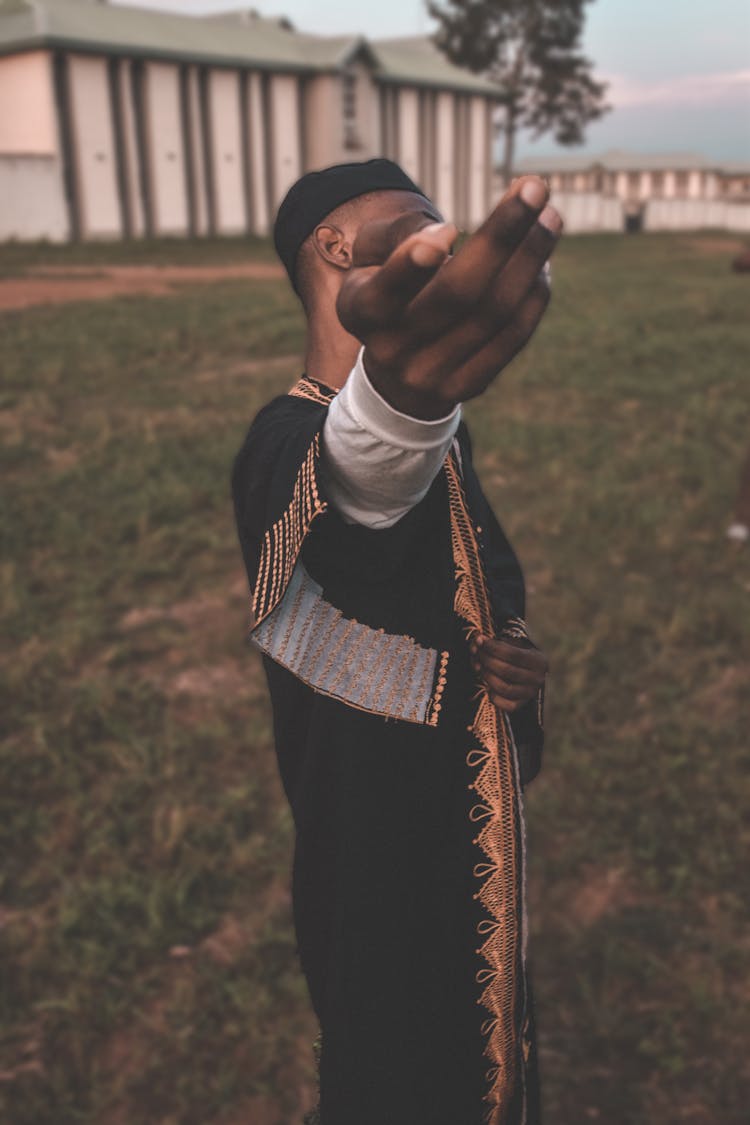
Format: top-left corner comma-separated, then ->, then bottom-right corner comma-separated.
120,592 -> 234,632
193,353 -> 301,383
571,864 -> 644,926
681,235 -> 748,257
0,262 -> 285,311
117,575 -> 257,705
198,884 -> 292,967
167,660 -> 252,700
692,663 -> 749,721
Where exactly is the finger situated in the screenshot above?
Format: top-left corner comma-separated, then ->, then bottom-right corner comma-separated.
386,211 -> 559,386
404,176 -> 550,330
476,636 -> 546,670
476,205 -> 561,326
475,658 -> 541,687
482,672 -> 535,702
436,278 -> 551,402
337,222 -> 457,336
490,693 -> 523,713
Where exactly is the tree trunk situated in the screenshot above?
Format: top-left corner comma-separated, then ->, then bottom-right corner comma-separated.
501,105 -> 517,189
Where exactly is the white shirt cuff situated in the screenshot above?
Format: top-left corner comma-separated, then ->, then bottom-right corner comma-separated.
344,345 -> 460,450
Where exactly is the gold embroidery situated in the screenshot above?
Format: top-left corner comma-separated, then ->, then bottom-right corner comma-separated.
301,602 -> 342,681
335,623 -> 375,699
499,618 -> 529,642
255,565 -> 441,724
375,634 -> 414,714
354,626 -> 389,712
317,614 -> 358,686
398,641 -> 424,723
287,587 -> 319,669
252,435 -> 328,627
426,649 -> 449,727
288,375 -> 337,405
275,566 -> 308,662
444,450 -> 523,1125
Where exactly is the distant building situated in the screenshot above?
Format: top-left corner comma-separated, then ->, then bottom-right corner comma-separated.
0,0 -> 501,242
511,150 -> 750,233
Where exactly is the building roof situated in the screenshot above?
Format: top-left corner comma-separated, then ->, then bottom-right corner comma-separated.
370,36 -> 499,94
0,0 -> 500,93
717,162 -> 750,176
516,149 -> 738,174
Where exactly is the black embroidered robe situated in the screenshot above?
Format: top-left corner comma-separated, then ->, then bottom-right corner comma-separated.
231,375 -> 545,1125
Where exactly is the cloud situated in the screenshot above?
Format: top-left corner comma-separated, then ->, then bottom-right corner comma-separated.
603,69 -> 750,109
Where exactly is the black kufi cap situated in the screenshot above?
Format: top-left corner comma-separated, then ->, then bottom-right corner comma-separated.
273,158 -> 429,291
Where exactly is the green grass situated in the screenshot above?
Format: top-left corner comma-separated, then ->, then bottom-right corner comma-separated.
0,234 -> 279,277
1,232 -> 748,1124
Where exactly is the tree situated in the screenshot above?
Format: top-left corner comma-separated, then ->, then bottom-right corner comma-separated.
428,0 -> 609,185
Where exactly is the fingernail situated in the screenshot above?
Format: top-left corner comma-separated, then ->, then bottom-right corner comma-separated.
538,205 -> 562,234
421,222 -> 447,234
520,178 -> 548,209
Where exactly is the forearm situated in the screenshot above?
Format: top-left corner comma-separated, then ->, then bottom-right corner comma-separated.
320,346 -> 461,529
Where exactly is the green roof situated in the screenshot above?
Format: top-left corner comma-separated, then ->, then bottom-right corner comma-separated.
0,0 -> 320,71
371,36 -> 499,95
0,0 -> 500,93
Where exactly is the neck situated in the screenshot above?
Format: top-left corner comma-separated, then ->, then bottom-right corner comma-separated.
303,305 -> 361,392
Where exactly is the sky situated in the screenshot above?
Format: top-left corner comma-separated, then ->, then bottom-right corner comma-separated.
119,0 -> 750,162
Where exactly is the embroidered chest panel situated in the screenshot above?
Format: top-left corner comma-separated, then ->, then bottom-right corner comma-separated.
253,562 -> 448,726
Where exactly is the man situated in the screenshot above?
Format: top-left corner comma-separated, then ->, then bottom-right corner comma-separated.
232,159 -> 561,1125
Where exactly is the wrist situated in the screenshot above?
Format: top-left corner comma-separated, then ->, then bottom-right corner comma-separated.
362,348 -> 458,422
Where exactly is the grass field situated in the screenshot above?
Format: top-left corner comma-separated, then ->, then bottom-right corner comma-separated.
1,230 -> 748,1125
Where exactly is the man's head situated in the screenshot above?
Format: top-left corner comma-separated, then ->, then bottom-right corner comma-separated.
273,159 -> 442,312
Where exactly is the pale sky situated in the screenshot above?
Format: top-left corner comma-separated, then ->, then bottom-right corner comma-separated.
119,0 -> 750,161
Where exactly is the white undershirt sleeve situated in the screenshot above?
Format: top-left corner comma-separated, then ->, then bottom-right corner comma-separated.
320,345 -> 461,529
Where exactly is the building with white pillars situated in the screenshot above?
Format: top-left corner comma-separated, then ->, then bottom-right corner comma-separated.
513,150 -> 750,232
0,0 -> 501,242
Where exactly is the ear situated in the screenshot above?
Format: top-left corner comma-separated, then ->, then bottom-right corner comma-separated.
310,223 -> 353,272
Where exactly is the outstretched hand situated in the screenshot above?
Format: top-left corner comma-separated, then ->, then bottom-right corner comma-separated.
336,175 -> 562,420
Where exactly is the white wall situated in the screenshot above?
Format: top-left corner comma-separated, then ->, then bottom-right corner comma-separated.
688,170 -> 702,199
0,51 -> 69,241
0,51 -> 58,155
352,60 -> 379,158
551,191 -> 623,233
0,156 -> 69,240
303,74 -> 339,169
143,62 -> 188,236
208,68 -> 246,234
468,96 -> 487,228
397,87 -> 419,182
434,91 -> 454,220
67,54 -> 121,238
646,198 -> 750,232
268,74 -> 300,209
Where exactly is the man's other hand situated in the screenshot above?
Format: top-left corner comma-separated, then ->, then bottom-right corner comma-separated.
336,175 -> 562,420
469,633 -> 548,713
